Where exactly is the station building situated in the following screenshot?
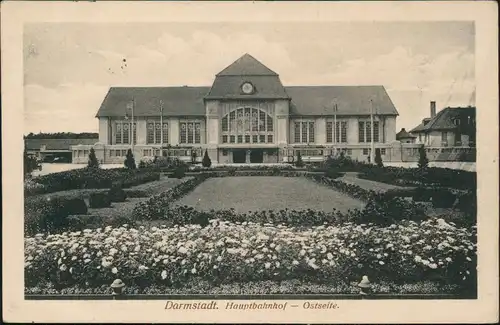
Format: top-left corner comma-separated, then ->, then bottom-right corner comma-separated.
73,53 -> 404,164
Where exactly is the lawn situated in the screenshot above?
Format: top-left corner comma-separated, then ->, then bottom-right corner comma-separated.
174,176 -> 365,213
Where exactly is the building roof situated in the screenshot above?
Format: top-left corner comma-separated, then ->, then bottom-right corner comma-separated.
96,85 -> 399,117
287,85 -> 398,116
396,128 -> 417,140
216,53 -> 278,76
25,138 -> 97,151
96,86 -> 211,117
410,106 -> 476,133
205,75 -> 289,100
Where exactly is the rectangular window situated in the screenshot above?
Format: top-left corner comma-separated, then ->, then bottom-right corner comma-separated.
222,149 -> 228,156
268,135 -> 273,143
326,122 -> 333,143
308,122 -> 315,143
347,149 -> 352,155
266,115 -> 273,131
358,122 -> 365,143
294,122 -> 301,143
442,132 -> 448,146
180,123 -> 187,144
147,123 -> 155,144
260,135 -> 266,143
162,124 -> 169,144
301,123 -> 308,143
252,135 -> 258,143
341,121 -> 348,143
116,123 -> 122,144
245,135 -> 250,143
194,123 -> 201,144
230,135 -> 235,143
187,124 -> 194,144
365,122 -> 371,143
222,135 -> 228,143
259,111 -> 266,131
154,124 -> 161,144
373,121 -> 379,143
335,122 -> 340,143
381,148 -> 386,155
363,148 -> 369,155
237,135 -> 243,143
122,124 -> 130,144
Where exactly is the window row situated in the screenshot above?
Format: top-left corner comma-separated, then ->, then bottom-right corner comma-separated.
326,121 -> 348,143
147,121 -> 169,144
362,148 -> 386,155
294,122 -> 315,143
222,134 -> 273,144
358,121 -> 380,143
179,122 -> 202,144
115,122 -> 137,145
221,107 -> 273,133
74,150 -> 90,158
109,149 -> 130,157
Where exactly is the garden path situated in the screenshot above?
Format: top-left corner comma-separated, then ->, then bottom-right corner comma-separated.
339,172 -> 409,193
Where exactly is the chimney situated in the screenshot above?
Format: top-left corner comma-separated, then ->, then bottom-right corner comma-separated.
430,101 -> 436,118
401,128 -> 406,132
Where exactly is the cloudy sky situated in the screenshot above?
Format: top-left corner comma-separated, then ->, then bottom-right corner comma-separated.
24,21 -> 475,133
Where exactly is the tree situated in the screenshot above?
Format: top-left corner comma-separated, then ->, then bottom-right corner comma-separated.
124,149 -> 137,169
374,148 -> 384,167
418,145 -> 429,169
202,149 -> 212,168
87,148 -> 99,168
24,149 -> 37,177
295,151 -> 304,167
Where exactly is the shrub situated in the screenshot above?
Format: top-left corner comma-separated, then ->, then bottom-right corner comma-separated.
455,191 -> 477,217
418,145 -> 429,169
295,151 -> 304,168
88,193 -> 111,208
87,148 -> 99,168
24,178 -> 47,196
64,198 -> 88,215
169,166 -> 186,179
108,186 -> 127,202
24,150 -> 39,176
324,169 -> 342,179
124,189 -> 148,198
138,160 -> 146,169
431,190 -> 457,208
374,148 -> 383,167
24,197 -> 70,235
67,215 -> 100,230
202,150 -> 212,168
124,149 -> 136,169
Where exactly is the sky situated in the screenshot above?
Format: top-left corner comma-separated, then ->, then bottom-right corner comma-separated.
24,22 -> 475,133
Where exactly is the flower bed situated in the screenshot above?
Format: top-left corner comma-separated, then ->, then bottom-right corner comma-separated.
189,165 -> 299,172
24,178 -> 47,196
32,168 -> 160,194
24,218 -> 476,293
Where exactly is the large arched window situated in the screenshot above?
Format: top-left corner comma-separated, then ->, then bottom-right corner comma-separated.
221,107 -> 274,144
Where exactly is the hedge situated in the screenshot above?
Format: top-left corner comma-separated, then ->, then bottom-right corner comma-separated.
89,193 -> 111,208
33,168 -> 160,193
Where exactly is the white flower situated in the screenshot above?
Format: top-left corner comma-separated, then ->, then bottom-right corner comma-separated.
414,255 -> 422,263
376,254 -> 382,259
379,261 -> 385,265
264,262 -> 271,269
327,252 -> 333,260
429,263 -> 438,269
112,267 -> 118,274
191,268 -> 197,274
71,256 -> 77,261
216,256 -> 223,262
299,249 -> 306,256
292,260 -> 299,266
446,257 -> 452,262
59,264 -> 67,271
84,259 -> 91,264
466,257 -> 472,261
178,246 -> 188,254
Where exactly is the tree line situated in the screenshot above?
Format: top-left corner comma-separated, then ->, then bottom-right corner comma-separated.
24,132 -> 98,139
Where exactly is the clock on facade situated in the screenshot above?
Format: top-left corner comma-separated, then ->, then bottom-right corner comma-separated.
241,82 -> 254,94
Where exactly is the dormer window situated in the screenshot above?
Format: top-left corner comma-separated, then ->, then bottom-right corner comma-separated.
454,119 -> 460,126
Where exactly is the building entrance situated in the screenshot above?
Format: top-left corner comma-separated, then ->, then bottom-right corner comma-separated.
232,149 -> 246,163
250,149 -> 264,163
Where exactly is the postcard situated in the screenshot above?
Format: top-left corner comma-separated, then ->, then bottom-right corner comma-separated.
2,1 -> 498,323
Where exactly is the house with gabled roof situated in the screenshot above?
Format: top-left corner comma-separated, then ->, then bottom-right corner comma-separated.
410,101 -> 476,147
74,53 -> 402,164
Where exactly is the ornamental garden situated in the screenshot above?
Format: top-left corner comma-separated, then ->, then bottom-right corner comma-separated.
23,149 -> 477,297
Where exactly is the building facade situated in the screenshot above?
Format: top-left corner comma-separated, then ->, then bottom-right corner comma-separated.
73,54 -> 407,164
